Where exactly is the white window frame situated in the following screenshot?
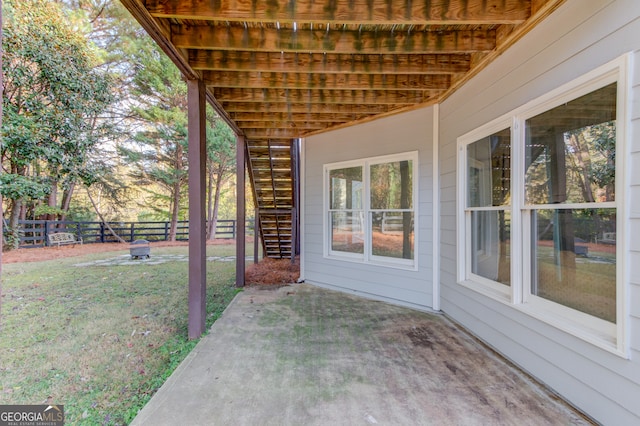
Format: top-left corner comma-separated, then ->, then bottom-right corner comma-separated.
458,118 -> 515,302
456,55 -> 630,356
324,151 -> 419,270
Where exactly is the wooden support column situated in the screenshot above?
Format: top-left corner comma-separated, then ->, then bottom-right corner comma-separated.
0,0 -> 4,321
187,79 -> 207,339
236,135 -> 246,287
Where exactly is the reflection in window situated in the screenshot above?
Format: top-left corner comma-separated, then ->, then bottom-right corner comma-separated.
525,83 -> 616,205
330,167 -> 363,209
372,212 -> 414,259
370,160 -> 414,260
471,211 -> 511,286
525,83 -> 617,322
531,209 -> 616,322
467,129 -> 511,207
370,161 -> 413,209
465,127 -> 511,287
329,167 -> 363,255
326,153 -> 417,266
331,211 -> 364,254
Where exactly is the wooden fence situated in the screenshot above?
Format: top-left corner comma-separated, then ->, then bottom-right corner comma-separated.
14,219 -> 254,248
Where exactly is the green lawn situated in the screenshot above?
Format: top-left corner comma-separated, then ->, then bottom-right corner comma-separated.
0,245 -> 241,425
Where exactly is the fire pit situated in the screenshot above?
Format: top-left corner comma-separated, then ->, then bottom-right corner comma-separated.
130,239 -> 150,259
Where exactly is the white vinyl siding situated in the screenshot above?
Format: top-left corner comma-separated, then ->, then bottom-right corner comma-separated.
439,0 -> 640,424
303,107 -> 434,311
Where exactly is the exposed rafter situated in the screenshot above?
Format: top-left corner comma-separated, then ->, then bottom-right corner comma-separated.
172,26 -> 496,55
189,51 -> 471,75
203,71 -> 451,91
146,0 -> 531,25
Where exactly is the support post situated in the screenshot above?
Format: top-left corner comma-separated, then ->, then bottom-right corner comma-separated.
1,0 -> 4,321
236,135 -> 246,287
187,79 -> 207,339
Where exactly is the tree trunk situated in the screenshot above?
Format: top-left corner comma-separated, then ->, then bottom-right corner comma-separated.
206,166 -> 215,239
210,174 -> 223,241
47,180 -> 58,221
168,185 -> 180,242
8,198 -> 22,232
58,181 -> 76,221
86,187 -> 126,244
168,142 -> 185,242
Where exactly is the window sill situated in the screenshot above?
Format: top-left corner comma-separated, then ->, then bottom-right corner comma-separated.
516,296 -> 626,358
325,254 -> 417,271
456,279 -> 626,358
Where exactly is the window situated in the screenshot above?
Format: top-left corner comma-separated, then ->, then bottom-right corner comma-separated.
458,57 -> 628,353
524,83 -> 617,324
466,128 -> 512,289
326,152 -> 417,268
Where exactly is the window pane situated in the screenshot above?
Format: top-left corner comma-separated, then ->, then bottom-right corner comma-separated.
330,167 -> 363,209
467,128 -> 511,208
470,210 -> 511,286
371,212 -> 414,260
525,83 -> 617,205
531,209 -> 616,322
331,211 -> 364,254
370,160 -> 413,210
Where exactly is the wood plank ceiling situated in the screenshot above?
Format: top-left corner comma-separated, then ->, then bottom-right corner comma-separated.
122,0 -> 566,140
121,0 -> 566,259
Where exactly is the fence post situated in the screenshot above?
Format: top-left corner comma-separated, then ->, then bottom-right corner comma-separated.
100,222 -> 105,243
44,221 -> 51,247
232,219 -> 236,240
130,223 -> 135,242
164,222 -> 169,241
76,222 -> 81,241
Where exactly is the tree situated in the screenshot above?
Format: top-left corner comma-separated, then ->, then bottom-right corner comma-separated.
206,110 -> 236,240
119,39 -> 188,241
1,0 -> 113,244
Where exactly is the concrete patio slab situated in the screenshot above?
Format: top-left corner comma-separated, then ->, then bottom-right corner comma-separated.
131,284 -> 591,425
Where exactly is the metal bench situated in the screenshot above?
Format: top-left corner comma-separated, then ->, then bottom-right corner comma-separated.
48,232 -> 83,247
597,232 -> 616,245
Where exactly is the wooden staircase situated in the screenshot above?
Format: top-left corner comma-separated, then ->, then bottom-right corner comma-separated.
246,139 -> 299,259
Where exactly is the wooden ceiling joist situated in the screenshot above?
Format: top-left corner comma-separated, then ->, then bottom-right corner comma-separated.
172,26 -> 496,55
204,71 -> 451,91
213,88 -> 436,104
230,112 -> 372,123
222,102 -> 397,114
189,51 -> 471,75
240,121 -> 334,130
244,128 -> 308,139
146,0 -> 531,25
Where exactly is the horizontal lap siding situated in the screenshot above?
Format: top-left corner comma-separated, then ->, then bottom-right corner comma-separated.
439,0 -> 640,424
303,107 -> 435,310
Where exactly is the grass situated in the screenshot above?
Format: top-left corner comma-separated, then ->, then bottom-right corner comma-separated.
0,245 -> 241,425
